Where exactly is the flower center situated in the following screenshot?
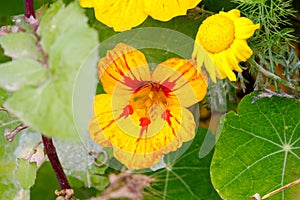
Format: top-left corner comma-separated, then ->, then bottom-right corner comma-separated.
130,82 -> 170,119
198,14 -> 235,53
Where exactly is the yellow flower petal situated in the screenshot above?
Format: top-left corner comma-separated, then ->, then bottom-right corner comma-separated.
81,0 -> 202,31
114,147 -> 162,169
160,106 -> 196,153
230,39 -> 253,62
99,43 -> 151,94
79,0 -> 94,8
112,106 -> 195,169
235,18 -> 260,39
221,9 -> 240,20
152,58 -> 207,107
92,0 -> 147,31
144,0 -> 201,21
192,44 -> 218,82
89,94 -> 124,147
211,52 -> 237,81
89,115 -> 112,147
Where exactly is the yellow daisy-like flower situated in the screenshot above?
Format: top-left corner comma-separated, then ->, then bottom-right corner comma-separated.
80,0 -> 202,31
192,9 -> 260,82
89,43 -> 207,169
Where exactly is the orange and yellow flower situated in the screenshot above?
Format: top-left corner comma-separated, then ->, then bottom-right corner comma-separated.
192,9 -> 260,82
80,0 -> 202,31
89,43 -> 207,169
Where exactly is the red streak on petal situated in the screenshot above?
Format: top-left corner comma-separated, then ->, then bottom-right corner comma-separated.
120,105 -> 134,118
161,85 -> 172,98
162,109 -> 177,137
102,105 -> 134,131
102,119 -> 115,131
135,117 -> 151,145
162,109 -> 172,126
139,117 -> 151,127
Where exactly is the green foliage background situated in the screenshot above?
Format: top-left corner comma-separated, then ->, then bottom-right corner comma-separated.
0,0 -> 299,200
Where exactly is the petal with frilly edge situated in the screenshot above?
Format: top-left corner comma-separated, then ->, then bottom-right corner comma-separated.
230,39 -> 253,62
153,58 -> 208,107
144,0 -> 201,21
111,106 -> 196,169
91,0 -> 147,31
98,43 -> 151,94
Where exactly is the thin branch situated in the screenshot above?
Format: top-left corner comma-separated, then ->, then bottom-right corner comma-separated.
249,58 -> 300,92
262,178 -> 300,199
251,178 -> 300,200
4,124 -> 28,142
42,135 -> 71,190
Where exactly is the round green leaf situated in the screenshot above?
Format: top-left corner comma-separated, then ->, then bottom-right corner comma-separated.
211,94 -> 300,199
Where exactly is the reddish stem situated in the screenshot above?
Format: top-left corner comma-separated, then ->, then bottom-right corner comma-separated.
24,0 -> 35,18
42,135 -> 71,189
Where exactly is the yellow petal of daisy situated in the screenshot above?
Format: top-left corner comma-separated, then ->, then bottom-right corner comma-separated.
79,0 -> 94,8
99,43 -> 151,94
221,9 -> 240,19
234,18 -> 260,39
230,39 -> 254,62
152,58 -> 207,107
144,0 -> 202,21
90,0 -> 147,31
193,9 -> 259,82
192,43 -> 218,83
211,52 -> 237,81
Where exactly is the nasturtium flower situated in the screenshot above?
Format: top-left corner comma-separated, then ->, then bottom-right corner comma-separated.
80,0 -> 202,31
192,9 -> 260,82
89,43 -> 207,169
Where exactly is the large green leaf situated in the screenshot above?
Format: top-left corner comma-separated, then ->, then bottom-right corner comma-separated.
211,94 -> 300,199
0,59 -> 48,92
146,128 -> 220,200
3,1 -> 99,141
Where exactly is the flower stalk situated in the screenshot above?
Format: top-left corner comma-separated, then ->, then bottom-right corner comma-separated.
24,0 -> 35,18
23,0 -> 71,192
42,135 -> 71,190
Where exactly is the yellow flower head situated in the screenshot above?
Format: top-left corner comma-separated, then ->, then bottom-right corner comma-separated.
80,0 -> 202,31
192,9 -> 260,82
89,43 -> 207,169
